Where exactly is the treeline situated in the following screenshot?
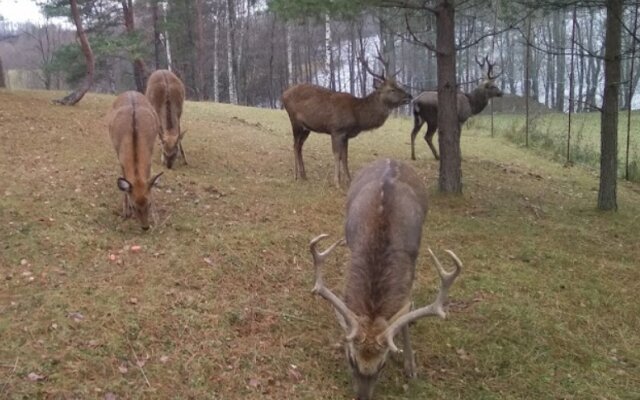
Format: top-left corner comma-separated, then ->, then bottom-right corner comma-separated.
0,1 -> 638,111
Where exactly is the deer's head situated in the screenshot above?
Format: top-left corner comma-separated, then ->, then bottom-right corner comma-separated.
476,55 -> 503,98
309,235 -> 461,400
361,51 -> 412,108
117,172 -> 163,230
160,130 -> 185,169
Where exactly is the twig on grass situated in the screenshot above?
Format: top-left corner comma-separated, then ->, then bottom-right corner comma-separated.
126,338 -> 151,389
0,357 -> 18,395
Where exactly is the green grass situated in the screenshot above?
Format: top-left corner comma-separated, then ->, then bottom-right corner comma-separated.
470,110 -> 640,181
1,89 -> 639,399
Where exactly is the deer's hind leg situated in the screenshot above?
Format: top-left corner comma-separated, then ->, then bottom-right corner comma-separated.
410,114 -> 425,161
293,125 -> 311,180
424,123 -> 440,160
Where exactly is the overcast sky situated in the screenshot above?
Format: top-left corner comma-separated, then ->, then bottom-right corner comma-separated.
0,0 -> 46,24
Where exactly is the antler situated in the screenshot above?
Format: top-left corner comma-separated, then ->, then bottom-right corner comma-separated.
309,234 -> 360,342
358,44 -> 391,82
377,248 -> 462,352
476,55 -> 502,80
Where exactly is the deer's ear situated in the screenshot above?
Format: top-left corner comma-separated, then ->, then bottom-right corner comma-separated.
373,77 -> 384,89
148,172 -> 164,189
117,177 -> 132,193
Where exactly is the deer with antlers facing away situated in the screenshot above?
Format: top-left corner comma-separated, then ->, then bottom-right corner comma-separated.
410,56 -> 503,160
108,91 -> 163,230
310,158 -> 462,400
145,69 -> 186,169
282,57 -> 412,188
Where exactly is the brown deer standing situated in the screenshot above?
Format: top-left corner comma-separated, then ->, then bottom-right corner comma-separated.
282,58 -> 412,188
107,91 -> 163,230
145,69 -> 186,169
410,56 -> 503,160
310,158 -> 462,400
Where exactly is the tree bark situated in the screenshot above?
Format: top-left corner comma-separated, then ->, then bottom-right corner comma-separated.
226,0 -> 237,104
213,13 -> 220,102
54,0 -> 94,106
436,0 -> 462,194
0,56 -> 5,88
554,11 -> 566,112
151,0 -> 161,69
121,0 -> 146,93
598,0 -> 622,211
194,0 -> 206,100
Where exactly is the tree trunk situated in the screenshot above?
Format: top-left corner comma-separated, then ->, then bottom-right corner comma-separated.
598,0 -> 622,211
554,11 -> 566,112
436,0 -> 462,194
121,0 -> 146,93
151,0 -> 161,69
54,0 -> 94,106
226,0 -> 237,104
349,24 -> 356,94
286,22 -> 294,86
194,0 -> 206,100
0,56 -> 5,88
163,2 -> 173,71
213,13 -> 220,102
325,13 -> 334,90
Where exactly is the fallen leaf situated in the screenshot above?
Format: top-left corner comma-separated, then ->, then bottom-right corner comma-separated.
248,378 -> 260,388
104,393 -> 118,400
288,364 -> 303,382
456,348 -> 471,361
118,364 -> 128,374
68,312 -> 85,322
128,297 -> 138,305
203,257 -> 214,266
159,355 -> 169,363
27,372 -> 46,381
136,360 -> 146,368
130,245 -> 142,252
109,254 -> 117,261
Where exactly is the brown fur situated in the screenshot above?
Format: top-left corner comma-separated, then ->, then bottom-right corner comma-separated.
145,69 -> 186,169
282,79 -> 412,187
410,80 -> 503,160
107,91 -> 162,230
341,158 -> 428,399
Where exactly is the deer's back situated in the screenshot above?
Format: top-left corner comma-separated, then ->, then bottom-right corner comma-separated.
414,91 -> 473,124
108,91 -> 159,182
282,84 -> 364,134
344,159 -> 428,318
145,70 -> 185,126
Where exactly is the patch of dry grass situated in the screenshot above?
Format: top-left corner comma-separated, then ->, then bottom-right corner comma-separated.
0,89 -> 639,399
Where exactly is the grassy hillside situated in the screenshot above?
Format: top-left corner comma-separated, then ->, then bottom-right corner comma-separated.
470,109 -> 640,180
0,90 -> 639,399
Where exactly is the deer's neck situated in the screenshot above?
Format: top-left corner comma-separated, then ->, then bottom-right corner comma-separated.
466,88 -> 490,115
353,92 -> 392,131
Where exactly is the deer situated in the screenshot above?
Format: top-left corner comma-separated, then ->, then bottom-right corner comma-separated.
107,91 -> 163,231
410,56 -> 503,160
281,55 -> 412,188
309,158 -> 462,400
145,69 -> 187,169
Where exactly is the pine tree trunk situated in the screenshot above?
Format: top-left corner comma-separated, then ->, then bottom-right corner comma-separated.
554,11 -> 566,112
213,14 -> 219,102
436,0 -> 462,194
0,56 -> 5,88
53,0 -> 94,106
121,0 -> 146,93
226,0 -> 237,104
152,0 -> 161,69
598,0 -> 622,211
194,0 -> 206,100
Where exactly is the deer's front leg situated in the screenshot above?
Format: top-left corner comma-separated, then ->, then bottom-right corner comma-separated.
331,134 -> 344,188
401,325 -> 417,379
341,136 -> 351,185
122,193 -> 132,219
179,141 -> 188,165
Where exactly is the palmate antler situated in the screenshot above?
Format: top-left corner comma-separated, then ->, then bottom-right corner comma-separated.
377,248 -> 462,352
309,234 -> 360,341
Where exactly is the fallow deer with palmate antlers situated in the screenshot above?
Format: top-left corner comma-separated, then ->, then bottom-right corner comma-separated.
146,69 -> 187,169
282,55 -> 412,188
309,158 -> 462,400
107,91 -> 163,230
410,56 -> 503,160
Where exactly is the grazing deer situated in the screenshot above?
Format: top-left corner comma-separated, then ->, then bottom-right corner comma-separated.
108,91 -> 163,230
309,158 -> 462,400
410,56 -> 503,160
281,57 -> 412,188
145,69 -> 186,169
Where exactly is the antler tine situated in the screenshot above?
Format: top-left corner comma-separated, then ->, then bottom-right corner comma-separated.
377,248 -> 462,353
309,234 -> 360,342
475,55 -> 486,70
484,56 -> 502,80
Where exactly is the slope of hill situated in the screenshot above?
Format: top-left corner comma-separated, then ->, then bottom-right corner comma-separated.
0,90 -> 638,399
